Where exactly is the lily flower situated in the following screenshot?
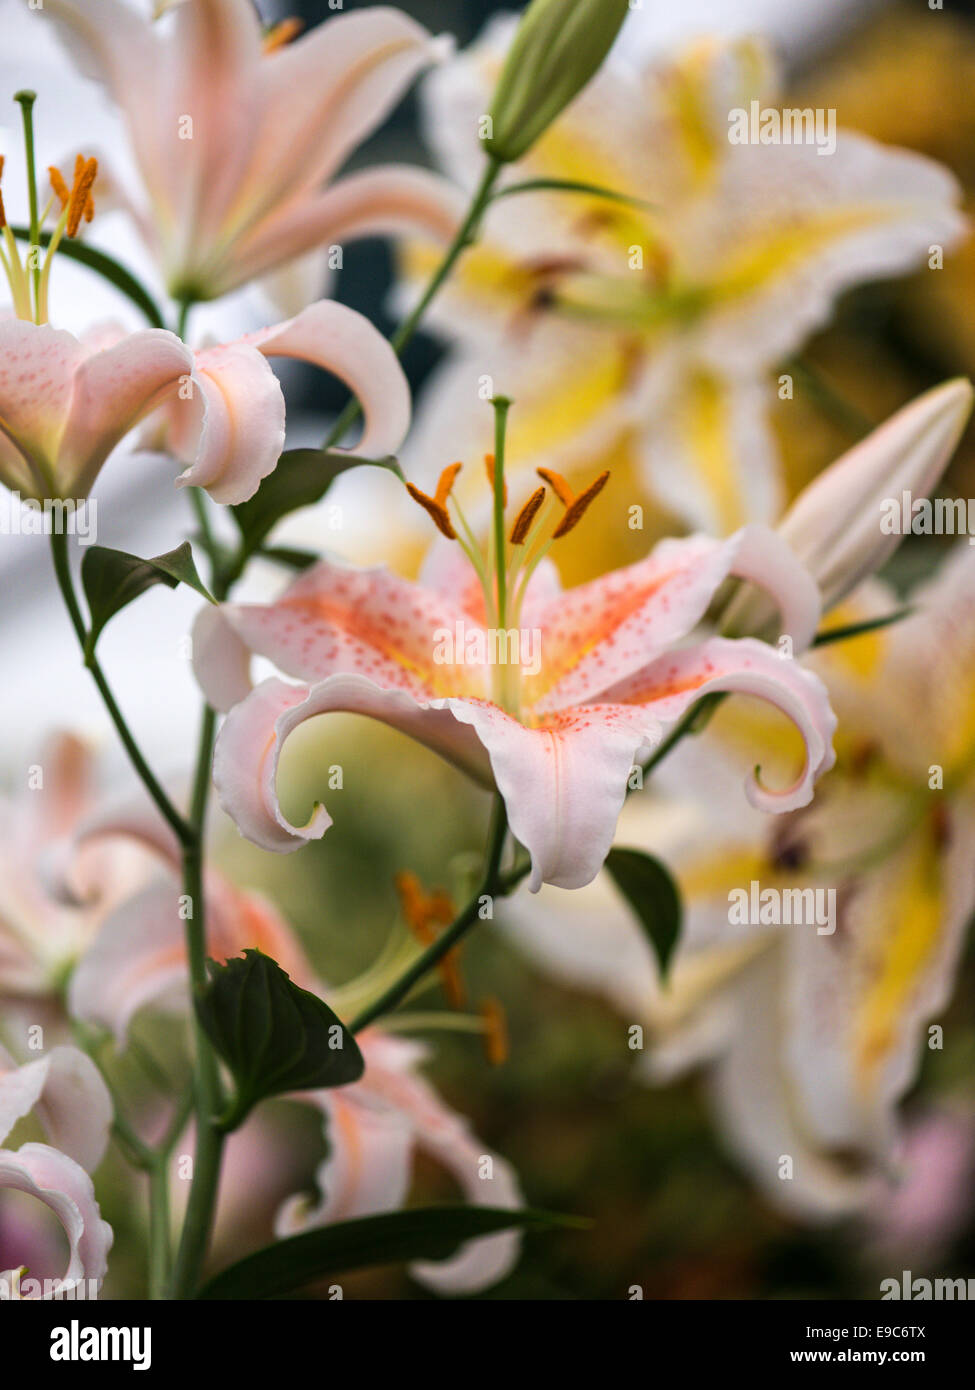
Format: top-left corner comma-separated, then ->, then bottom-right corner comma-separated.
194,454 -> 837,891
0,733 -> 152,1006
502,544 -> 975,1216
400,22 -> 965,535
0,1043 -> 113,1297
43,0 -> 464,303
0,156 -> 409,504
57,802 -> 523,1295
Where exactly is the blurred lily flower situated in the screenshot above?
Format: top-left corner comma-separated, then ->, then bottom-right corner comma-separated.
0,1042 -> 113,1298
401,22 -> 965,534
0,734 -> 152,1005
504,543 -> 975,1216
57,800 -> 523,1295
276,1029 -> 522,1296
43,0 -> 464,303
194,454 -> 836,889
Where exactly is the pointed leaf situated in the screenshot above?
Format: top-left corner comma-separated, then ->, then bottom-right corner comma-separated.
196,1205 -> 586,1300
605,847 -> 683,979
81,541 -> 213,658
196,950 -> 364,1128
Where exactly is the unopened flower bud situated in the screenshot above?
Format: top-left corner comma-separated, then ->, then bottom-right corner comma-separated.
486,0 -> 630,164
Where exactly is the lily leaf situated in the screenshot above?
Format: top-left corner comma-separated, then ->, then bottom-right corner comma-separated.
605,847 -> 683,979
81,541 -> 213,659
231,448 -> 402,555
196,1205 -> 586,1300
196,950 -> 364,1130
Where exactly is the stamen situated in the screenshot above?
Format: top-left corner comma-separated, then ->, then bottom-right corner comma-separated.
480,998 -> 509,1066
66,156 -> 97,238
552,470 -> 610,538
262,17 -> 305,53
405,462 -> 463,541
509,485 -> 546,544
0,160 -> 6,228
435,460 -> 463,505
536,467 -> 575,507
394,871 -> 464,1008
48,164 -> 70,210
406,482 -> 456,539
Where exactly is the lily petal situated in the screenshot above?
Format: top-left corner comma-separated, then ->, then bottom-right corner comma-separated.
604,636 -> 838,814
229,166 -> 466,295
206,556 -> 485,700
530,527 -> 820,712
0,1143 -> 113,1292
244,301 -> 412,461
0,1047 -> 111,1172
447,700 -> 661,891
212,675 -> 492,855
170,342 -> 286,505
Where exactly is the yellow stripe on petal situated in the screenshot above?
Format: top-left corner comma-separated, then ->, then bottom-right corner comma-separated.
852,829 -> 944,1088
711,208 -> 893,304
681,372 -> 748,534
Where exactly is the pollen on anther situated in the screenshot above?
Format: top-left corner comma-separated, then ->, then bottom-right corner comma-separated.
509,486 -> 546,545
552,470 -> 610,538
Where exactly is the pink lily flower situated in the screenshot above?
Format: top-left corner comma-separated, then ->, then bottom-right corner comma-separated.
58,803 -> 523,1295
44,0 -> 464,302
195,462 -> 837,890
0,317 -> 192,501
0,1043 -> 113,1298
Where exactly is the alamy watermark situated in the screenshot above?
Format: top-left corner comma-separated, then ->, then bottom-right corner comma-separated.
728,101 -> 837,156
0,493 -> 97,545
880,491 -> 975,543
728,880 -> 836,935
433,620 -> 542,676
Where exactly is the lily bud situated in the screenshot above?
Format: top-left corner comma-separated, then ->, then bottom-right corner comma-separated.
725,378 -> 973,641
486,0 -> 631,164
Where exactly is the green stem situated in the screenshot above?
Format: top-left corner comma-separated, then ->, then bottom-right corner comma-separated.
14,92 -> 40,314
491,396 -> 512,627
169,702 -> 224,1299
147,1160 -> 171,1301
49,529 -> 193,847
350,796 -> 517,1033
321,156 -> 503,452
11,225 -> 167,328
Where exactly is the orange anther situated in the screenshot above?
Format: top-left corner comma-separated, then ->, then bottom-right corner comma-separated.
552,470 -> 610,538
536,467 -> 575,508
262,17 -> 305,53
509,485 -> 546,545
66,156 -> 97,238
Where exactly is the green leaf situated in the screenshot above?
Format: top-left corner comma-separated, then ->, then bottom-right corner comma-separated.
81,541 -> 213,659
812,608 -> 913,648
196,1205 -> 586,1300
257,544 -> 320,571
196,950 -> 364,1129
231,448 -> 403,555
492,177 -> 654,213
605,847 -> 683,979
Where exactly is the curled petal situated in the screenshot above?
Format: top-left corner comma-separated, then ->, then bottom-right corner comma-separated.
243,301 -> 412,460
212,676 -> 491,854
63,329 -> 195,497
605,636 -> 837,813
0,1143 -> 113,1293
171,343 -> 286,504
